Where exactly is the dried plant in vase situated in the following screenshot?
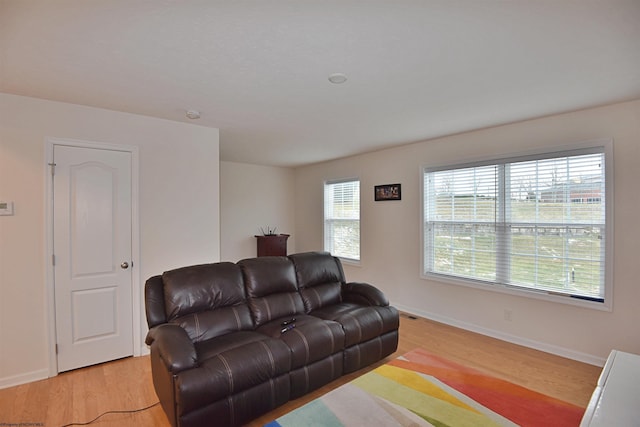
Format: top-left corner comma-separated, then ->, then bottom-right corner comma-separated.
260,226 -> 277,236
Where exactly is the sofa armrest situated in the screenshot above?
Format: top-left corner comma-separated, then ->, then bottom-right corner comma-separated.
342,282 -> 389,307
146,323 -> 198,373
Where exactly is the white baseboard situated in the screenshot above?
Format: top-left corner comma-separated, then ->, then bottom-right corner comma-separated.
394,303 -> 607,367
0,368 -> 49,390
1,351 -> 151,391
140,345 -> 150,356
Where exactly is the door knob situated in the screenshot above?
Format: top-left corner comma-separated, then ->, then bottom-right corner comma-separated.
120,262 -> 129,269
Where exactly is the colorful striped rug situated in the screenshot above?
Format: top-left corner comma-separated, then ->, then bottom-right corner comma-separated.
264,348 -> 585,427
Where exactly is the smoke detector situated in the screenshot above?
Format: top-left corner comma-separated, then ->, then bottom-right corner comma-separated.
185,110 -> 201,120
328,73 -> 348,84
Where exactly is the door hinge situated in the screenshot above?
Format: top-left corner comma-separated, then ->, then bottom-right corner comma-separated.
52,254 -> 56,266
55,344 -> 58,354
48,162 -> 56,176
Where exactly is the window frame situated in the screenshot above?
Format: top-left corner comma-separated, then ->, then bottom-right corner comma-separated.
324,177 -> 361,263
421,139 -> 613,311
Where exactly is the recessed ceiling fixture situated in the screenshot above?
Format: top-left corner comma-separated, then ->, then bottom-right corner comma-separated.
328,73 -> 347,84
185,109 -> 201,120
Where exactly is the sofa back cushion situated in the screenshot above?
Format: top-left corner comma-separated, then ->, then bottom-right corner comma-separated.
239,257 -> 304,326
161,262 -> 253,342
289,252 -> 345,312
145,275 -> 168,328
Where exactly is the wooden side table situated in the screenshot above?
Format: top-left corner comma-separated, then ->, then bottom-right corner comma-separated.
255,234 -> 290,257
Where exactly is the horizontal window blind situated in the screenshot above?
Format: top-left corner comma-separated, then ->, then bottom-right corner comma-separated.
325,179 -> 360,261
424,148 -> 606,302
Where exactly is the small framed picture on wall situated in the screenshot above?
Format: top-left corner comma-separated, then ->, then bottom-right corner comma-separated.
374,183 -> 401,201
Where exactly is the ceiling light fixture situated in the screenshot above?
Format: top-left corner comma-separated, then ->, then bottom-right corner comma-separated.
328,73 -> 347,84
185,109 -> 201,120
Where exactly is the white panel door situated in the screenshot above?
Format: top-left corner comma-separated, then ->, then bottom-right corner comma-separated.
53,145 -> 133,372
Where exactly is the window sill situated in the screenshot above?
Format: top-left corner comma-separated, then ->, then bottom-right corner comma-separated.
421,272 -> 612,312
339,257 -> 361,267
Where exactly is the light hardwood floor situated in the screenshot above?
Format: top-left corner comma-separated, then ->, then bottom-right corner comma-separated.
0,314 -> 602,426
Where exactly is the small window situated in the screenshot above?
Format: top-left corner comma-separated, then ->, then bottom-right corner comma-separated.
324,178 -> 360,261
423,143 -> 611,306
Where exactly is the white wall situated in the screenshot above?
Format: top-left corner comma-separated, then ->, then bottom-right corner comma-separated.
0,93 -> 220,387
295,100 -> 640,365
220,161 -> 295,262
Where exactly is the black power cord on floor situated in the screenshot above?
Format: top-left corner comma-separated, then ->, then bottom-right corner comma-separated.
60,401 -> 160,427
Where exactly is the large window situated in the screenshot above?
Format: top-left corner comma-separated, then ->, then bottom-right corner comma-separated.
325,178 -> 360,261
423,144 -> 611,306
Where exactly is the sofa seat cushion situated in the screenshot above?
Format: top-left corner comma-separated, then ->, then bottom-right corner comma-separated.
171,305 -> 254,343
256,315 -> 345,369
311,303 -> 400,347
176,331 -> 291,415
194,331 -> 285,363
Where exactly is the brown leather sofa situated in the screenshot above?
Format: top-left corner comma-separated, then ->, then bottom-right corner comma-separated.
145,251 -> 399,427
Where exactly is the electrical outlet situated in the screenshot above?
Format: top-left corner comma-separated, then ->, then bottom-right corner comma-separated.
504,309 -> 513,321
0,201 -> 14,216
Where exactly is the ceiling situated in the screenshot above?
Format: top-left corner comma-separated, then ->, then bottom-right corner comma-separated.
2,1 -> 639,167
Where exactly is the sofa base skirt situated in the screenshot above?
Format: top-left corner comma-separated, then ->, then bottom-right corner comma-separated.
343,330 -> 399,374
290,352 -> 343,399
151,349 -> 179,426
178,374 -> 290,427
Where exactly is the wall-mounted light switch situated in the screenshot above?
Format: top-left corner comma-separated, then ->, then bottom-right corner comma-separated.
0,201 -> 14,216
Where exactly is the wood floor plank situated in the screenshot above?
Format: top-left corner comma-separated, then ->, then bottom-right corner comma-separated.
0,314 -> 602,426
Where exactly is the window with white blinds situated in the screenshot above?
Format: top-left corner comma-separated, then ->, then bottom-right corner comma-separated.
423,145 -> 610,304
324,178 -> 360,261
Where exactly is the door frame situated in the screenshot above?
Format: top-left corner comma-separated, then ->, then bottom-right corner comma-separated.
44,137 -> 141,377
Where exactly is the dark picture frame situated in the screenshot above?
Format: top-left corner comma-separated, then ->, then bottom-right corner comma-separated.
375,183 -> 401,201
